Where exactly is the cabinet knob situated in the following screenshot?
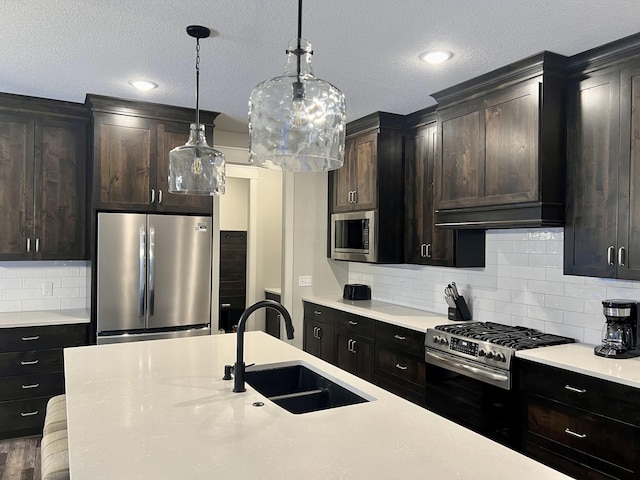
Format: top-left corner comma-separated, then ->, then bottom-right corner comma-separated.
26,238 -> 31,253
313,310 -> 322,315
395,363 -> 408,370
20,359 -> 39,366
426,243 -> 431,258
21,383 -> 40,389
564,384 -> 586,394
348,320 -> 358,326
158,189 -> 163,204
564,428 -> 587,439
20,411 -> 39,417
607,245 -> 615,265
393,334 -> 406,341
21,335 -> 40,341
35,237 -> 40,253
151,188 -> 155,204
618,246 -> 626,267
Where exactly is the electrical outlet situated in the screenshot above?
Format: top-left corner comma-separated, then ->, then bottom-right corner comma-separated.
42,282 -> 53,297
298,275 -> 312,287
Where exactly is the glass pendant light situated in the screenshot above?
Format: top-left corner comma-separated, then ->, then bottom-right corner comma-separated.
248,0 -> 346,172
169,25 -> 226,196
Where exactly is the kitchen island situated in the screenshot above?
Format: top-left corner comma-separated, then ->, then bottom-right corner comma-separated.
63,332 -> 570,479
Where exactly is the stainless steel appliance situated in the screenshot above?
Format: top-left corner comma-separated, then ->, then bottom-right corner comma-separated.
96,213 -> 212,344
424,322 -> 574,447
594,299 -> 640,358
331,210 -> 376,262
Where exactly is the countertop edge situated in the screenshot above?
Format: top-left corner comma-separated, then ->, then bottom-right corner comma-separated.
0,309 -> 90,328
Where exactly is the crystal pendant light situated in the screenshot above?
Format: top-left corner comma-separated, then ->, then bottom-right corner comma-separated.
248,0 -> 346,172
169,25 -> 225,196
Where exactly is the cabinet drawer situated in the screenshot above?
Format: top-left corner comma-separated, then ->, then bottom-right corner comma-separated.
0,372 -> 64,401
303,303 -> 335,325
375,322 -> 424,356
0,397 -> 49,438
519,359 -> 640,425
335,312 -> 374,338
0,324 -> 87,352
375,375 -> 425,406
525,442 -> 618,480
0,349 -> 64,376
375,344 -> 426,388
528,397 -> 640,471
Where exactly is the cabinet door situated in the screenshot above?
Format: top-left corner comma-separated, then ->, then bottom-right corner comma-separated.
37,118 -> 86,259
93,113 -> 155,210
405,123 -> 454,265
331,136 -> 355,212
156,121 -> 213,214
0,113 -> 34,259
336,331 -> 373,382
353,131 -> 378,210
618,64 -> 640,279
564,72 -> 620,278
303,318 -> 335,364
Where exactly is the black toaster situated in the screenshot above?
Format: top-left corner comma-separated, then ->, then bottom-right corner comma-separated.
343,284 -> 371,301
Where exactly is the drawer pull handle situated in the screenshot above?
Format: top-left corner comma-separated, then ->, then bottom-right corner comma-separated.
21,336 -> 40,341
393,335 -> 406,340
564,385 -> 586,394
395,364 -> 408,370
348,320 -> 358,326
21,383 -> 40,389
313,310 -> 322,315
21,360 -> 39,366
564,428 -> 586,439
21,411 -> 39,417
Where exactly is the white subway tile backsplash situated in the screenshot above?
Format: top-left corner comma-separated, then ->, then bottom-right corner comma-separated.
0,261 -> 90,313
349,228 -> 627,344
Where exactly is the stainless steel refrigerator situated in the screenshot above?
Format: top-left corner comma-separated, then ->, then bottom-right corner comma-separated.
96,212 -> 212,344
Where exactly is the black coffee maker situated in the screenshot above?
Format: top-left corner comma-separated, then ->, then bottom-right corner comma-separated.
594,299 -> 640,358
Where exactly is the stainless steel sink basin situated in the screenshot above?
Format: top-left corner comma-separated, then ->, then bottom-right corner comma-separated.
244,361 -> 371,414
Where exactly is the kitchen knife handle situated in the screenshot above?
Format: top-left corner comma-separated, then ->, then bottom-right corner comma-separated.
148,227 -> 155,316
138,227 -> 146,317
618,246 -> 626,267
607,245 -> 615,265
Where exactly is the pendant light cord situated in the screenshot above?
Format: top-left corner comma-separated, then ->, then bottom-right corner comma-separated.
296,0 -> 302,78
195,37 -> 201,128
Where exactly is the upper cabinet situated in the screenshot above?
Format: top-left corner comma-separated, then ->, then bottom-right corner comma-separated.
329,112 -> 405,264
432,52 -> 568,229
330,112 -> 404,214
565,38 -> 640,280
404,108 -> 485,267
86,95 -> 219,214
0,93 -> 88,260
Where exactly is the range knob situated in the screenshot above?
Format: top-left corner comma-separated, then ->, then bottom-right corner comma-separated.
439,336 -> 448,346
485,351 -> 494,360
432,335 -> 441,344
478,349 -> 486,357
495,352 -> 506,362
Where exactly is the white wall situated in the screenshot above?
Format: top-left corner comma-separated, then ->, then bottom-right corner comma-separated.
347,227 -> 636,345
219,177 -> 249,231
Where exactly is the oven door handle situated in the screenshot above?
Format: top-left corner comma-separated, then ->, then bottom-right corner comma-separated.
425,351 -> 509,384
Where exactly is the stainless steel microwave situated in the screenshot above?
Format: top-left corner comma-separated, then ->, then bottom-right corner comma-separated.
331,210 -> 377,262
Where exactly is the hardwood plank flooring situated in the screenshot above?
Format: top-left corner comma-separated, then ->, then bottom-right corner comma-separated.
0,436 -> 40,480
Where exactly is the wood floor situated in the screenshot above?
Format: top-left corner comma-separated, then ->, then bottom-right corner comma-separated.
0,436 -> 41,480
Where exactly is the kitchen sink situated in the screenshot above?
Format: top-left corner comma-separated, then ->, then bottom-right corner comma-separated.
244,361 -> 371,414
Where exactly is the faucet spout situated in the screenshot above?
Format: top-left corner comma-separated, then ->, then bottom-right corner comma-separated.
230,299 -> 294,393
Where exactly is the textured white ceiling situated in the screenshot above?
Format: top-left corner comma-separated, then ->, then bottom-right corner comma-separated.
3,0 -> 640,135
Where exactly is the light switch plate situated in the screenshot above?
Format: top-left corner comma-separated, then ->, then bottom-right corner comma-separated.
298,275 -> 312,287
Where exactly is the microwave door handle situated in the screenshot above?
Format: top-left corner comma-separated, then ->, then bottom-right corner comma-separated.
138,227 -> 146,317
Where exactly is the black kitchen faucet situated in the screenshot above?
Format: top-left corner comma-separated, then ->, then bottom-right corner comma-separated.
224,299 -> 295,392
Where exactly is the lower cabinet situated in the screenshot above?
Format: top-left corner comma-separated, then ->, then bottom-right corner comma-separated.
0,323 -> 88,439
519,359 -> 640,480
264,291 -> 281,339
302,303 -> 335,364
302,301 -> 427,404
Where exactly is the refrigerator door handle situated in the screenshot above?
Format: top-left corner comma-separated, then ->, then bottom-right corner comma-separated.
138,227 -> 146,317
148,226 -> 155,317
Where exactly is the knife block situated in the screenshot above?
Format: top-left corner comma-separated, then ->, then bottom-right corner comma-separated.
448,296 -> 472,321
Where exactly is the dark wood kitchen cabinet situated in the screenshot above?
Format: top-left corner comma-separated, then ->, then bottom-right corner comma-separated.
87,95 -> 218,214
0,323 -> 88,439
520,359 -> 640,480
335,311 -> 374,382
374,322 -> 426,406
565,38 -> 640,280
431,52 -> 567,229
0,93 -> 88,260
302,302 -> 336,364
264,291 -> 281,338
404,107 -> 485,267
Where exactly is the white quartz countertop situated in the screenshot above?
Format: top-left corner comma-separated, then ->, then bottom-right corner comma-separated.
302,294 -> 450,332
516,343 -> 640,389
64,332 -> 570,479
264,287 -> 281,296
0,309 -> 89,328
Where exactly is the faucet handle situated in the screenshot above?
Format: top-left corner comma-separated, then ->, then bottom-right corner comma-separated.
223,364 -> 233,380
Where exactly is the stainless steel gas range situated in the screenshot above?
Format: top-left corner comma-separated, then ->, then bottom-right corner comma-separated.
423,322 -> 574,447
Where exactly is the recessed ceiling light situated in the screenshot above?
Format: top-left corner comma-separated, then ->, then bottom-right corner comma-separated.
129,80 -> 158,91
419,50 -> 453,64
